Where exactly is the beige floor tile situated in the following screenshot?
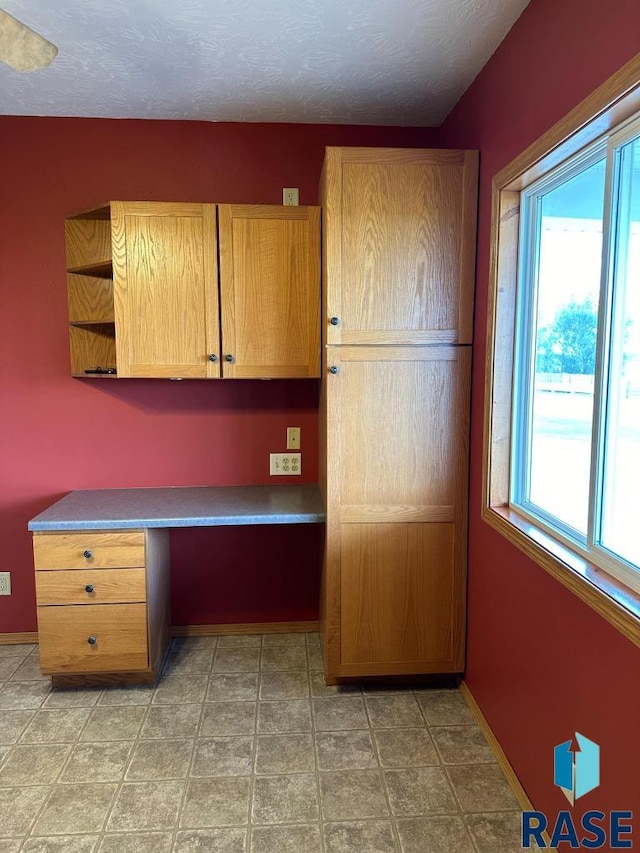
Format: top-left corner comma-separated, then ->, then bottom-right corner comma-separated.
323,820 -> 398,853
60,741 -> 133,783
305,632 -> 321,647
0,744 -> 10,766
259,672 -> 309,700
8,657 -> 49,682
431,725 -> 495,765
0,786 -> 50,836
191,736 -> 254,777
23,836 -> 99,853
153,675 -> 208,705
252,774 -> 319,824
126,738 -> 193,780
170,637 -> 218,651
43,688 -> 102,709
0,644 -> 37,658
0,659 -> 21,680
374,728 -> 438,768
174,828 -> 247,852
80,706 -> 146,742
262,633 -> 306,647
0,840 -> 23,853
319,770 -> 389,821
257,700 -> 312,733
260,647 -> 307,672
364,695 -> 423,728
306,646 -> 324,671
98,833 -> 173,853
0,709 -> 35,743
208,673 -> 259,702
33,782 -> 117,835
313,697 -> 368,731
251,824 -> 322,852
416,690 -> 474,726
446,765 -> 520,812
396,815 -> 476,852
316,730 -> 377,771
383,767 -> 458,816
181,777 -> 251,828
309,672 -> 360,698
465,811 -> 536,851
0,743 -> 71,785
107,780 -> 185,832
200,701 -> 256,736
0,681 -> 50,710
98,685 -> 155,706
217,634 -> 262,648
212,648 -> 261,673
256,733 -> 315,774
162,648 -> 214,676
140,704 -> 202,740
20,708 -> 91,743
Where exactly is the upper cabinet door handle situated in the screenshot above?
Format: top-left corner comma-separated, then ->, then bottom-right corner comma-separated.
225,354 -> 234,363
330,317 -> 340,326
208,354 -> 218,362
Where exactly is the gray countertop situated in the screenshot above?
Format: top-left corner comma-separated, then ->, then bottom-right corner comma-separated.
28,484 -> 326,531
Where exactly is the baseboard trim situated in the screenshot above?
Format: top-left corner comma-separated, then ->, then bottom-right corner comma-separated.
170,620 -> 319,637
0,632 -> 38,645
459,681 -> 554,848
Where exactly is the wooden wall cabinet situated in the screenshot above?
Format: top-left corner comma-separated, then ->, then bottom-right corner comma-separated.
320,147 -> 478,682
65,202 -> 320,379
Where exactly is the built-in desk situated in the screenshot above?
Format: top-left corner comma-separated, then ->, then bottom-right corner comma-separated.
28,485 -> 325,687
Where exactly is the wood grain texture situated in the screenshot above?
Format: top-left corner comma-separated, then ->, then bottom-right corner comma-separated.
68,323 -> 116,376
218,204 -> 320,378
112,201 -> 220,379
0,632 -> 38,645
67,273 -> 114,323
37,603 -> 148,674
52,671 -> 155,687
35,568 -> 146,606
170,620 -> 319,636
145,529 -> 170,680
322,147 -> 478,345
65,216 -> 112,270
340,505 -> 454,523
33,530 -> 145,570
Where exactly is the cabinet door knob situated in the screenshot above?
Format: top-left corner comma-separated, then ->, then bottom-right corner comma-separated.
330,316 -> 340,326
87,636 -> 97,645
329,366 -> 339,375
208,354 -> 218,362
225,354 -> 234,363
83,550 -> 93,559
85,584 -> 94,594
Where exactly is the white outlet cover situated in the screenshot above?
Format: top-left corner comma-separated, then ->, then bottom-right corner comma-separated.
270,452 -> 301,475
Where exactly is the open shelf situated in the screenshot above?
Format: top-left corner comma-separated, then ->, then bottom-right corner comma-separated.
69,323 -> 116,377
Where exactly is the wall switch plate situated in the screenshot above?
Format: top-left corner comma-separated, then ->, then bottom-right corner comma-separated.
283,187 -> 299,206
270,453 -> 301,475
0,572 -> 11,595
286,427 -> 301,450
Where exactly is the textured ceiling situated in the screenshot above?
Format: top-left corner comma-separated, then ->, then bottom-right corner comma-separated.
0,0 -> 530,126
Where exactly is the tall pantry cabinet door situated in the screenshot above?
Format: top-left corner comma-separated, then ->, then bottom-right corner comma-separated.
218,205 -> 321,378
112,202 -> 220,378
322,346 -> 471,678
320,148 -> 478,346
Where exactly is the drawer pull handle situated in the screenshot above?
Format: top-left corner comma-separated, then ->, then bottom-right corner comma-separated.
87,636 -> 97,646
329,365 -> 339,375
83,550 -> 93,559
330,316 -> 340,326
85,584 -> 94,594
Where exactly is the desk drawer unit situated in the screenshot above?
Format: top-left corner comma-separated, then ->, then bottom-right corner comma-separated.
32,529 -> 169,687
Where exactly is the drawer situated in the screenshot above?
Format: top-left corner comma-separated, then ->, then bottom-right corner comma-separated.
36,569 -> 146,606
33,531 -> 145,570
37,603 -> 148,674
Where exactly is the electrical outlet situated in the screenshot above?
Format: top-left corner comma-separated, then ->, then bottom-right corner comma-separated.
286,427 -> 301,450
0,573 -> 11,595
283,187 -> 299,206
270,453 -> 301,475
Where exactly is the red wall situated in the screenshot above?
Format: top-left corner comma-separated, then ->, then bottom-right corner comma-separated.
438,0 -> 640,836
0,118 -> 436,634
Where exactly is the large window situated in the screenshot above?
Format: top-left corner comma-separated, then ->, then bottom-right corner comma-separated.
512,119 -> 640,592
485,55 -> 640,644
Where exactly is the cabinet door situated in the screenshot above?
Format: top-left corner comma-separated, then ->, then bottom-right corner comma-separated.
218,205 -> 320,378
112,202 -> 220,378
322,345 -> 470,678
321,148 -> 478,346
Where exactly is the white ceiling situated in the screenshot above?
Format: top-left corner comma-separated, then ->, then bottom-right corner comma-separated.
0,0 -> 529,126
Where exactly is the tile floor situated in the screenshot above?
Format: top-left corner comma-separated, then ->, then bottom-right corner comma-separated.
0,634 -> 529,852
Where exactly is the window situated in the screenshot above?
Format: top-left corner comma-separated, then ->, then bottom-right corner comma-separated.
485,54 -> 640,645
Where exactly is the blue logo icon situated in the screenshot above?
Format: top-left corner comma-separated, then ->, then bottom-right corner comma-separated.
553,732 -> 600,805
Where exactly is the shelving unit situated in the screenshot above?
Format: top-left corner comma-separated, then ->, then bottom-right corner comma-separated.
64,204 -> 117,377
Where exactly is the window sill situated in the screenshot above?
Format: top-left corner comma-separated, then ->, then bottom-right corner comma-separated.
483,504 -> 640,648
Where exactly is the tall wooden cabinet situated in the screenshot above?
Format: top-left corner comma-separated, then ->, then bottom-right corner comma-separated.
65,202 -> 320,379
319,147 -> 478,681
